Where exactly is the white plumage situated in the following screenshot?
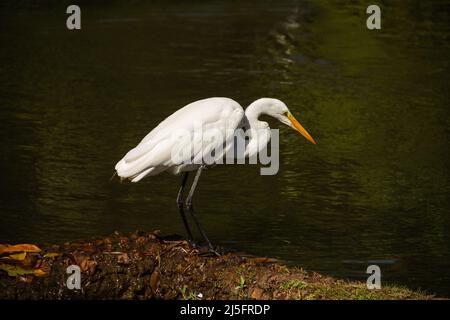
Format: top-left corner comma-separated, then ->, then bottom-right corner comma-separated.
114,97 -> 316,252
115,97 -> 316,182
115,97 -> 244,181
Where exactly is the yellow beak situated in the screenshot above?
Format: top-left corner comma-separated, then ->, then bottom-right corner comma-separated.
287,113 -> 317,145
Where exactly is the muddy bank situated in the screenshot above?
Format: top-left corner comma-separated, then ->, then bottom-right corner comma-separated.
0,230 -> 433,300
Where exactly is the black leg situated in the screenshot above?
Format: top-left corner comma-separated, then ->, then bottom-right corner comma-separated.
176,172 -> 193,241
186,165 -> 217,254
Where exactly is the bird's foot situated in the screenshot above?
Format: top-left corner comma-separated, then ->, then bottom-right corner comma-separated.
186,238 -> 221,256
209,248 -> 221,257
197,245 -> 221,257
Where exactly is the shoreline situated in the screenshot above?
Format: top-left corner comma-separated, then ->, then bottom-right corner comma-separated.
0,230 -> 435,300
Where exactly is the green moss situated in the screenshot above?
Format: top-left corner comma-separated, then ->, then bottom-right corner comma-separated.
281,279 -> 308,290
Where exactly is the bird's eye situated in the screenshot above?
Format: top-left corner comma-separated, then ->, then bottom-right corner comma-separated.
283,111 -> 289,117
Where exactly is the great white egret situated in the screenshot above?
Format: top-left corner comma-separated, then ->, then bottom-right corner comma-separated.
115,97 -> 316,253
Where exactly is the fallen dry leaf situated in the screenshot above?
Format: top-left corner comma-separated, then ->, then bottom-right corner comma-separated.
0,244 -> 41,254
0,264 -> 46,277
251,257 -> 278,264
0,252 -> 27,261
150,269 -> 159,293
33,269 -> 47,277
251,287 -> 264,299
9,252 -> 27,261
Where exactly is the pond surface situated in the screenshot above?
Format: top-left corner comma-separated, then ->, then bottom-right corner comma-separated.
0,0 -> 449,296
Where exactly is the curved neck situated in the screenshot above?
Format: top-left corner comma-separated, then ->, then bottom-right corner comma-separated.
244,98 -> 271,128
243,99 -> 272,157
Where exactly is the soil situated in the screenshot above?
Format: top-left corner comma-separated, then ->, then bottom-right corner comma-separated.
0,230 -> 433,300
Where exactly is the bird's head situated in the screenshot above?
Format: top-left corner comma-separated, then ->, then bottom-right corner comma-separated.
262,98 -> 317,145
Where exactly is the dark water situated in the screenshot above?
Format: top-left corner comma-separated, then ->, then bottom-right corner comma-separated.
1,0 -> 449,296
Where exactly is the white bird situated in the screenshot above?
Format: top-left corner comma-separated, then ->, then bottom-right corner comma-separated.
115,97 -> 316,253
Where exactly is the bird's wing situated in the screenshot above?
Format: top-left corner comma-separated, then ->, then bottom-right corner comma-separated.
115,98 -> 244,181
139,98 -> 242,145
